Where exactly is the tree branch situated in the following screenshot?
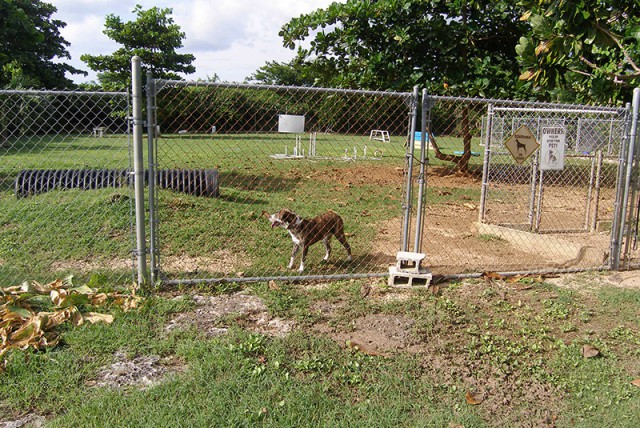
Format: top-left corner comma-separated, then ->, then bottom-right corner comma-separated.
579,55 -> 639,83
593,21 -> 640,74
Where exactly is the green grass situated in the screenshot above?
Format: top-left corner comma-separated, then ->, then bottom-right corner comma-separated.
2,276 -> 639,427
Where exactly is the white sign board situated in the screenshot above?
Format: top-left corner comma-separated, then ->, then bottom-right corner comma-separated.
278,114 -> 305,133
540,126 -> 566,170
504,125 -> 539,165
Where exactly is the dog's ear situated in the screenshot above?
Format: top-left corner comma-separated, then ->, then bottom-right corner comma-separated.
280,209 -> 296,224
261,210 -> 270,219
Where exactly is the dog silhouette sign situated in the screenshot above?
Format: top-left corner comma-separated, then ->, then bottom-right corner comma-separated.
504,125 -> 540,165
539,126 -> 566,170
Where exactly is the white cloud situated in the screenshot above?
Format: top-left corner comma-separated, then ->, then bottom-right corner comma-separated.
48,0 -> 336,83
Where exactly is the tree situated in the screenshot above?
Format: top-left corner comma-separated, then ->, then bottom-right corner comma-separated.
279,0 -> 529,171
81,4 -> 196,90
516,0 -> 640,104
0,0 -> 84,89
247,56 -> 330,86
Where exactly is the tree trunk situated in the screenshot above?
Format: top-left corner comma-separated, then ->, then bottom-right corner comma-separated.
429,105 -> 472,173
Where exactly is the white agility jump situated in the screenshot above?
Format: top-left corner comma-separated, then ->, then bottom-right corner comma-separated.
369,129 -> 390,143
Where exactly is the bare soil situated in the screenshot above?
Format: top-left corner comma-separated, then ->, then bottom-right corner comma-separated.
319,165 -> 618,273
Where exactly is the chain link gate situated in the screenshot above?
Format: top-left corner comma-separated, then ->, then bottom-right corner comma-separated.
146,79 -> 416,286
0,89 -> 134,286
412,94 -> 634,275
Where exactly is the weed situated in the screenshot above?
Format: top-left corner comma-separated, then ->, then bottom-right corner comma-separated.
477,233 -> 504,242
543,298 -> 571,320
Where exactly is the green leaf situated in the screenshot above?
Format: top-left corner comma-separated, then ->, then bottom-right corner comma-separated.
6,305 -> 33,319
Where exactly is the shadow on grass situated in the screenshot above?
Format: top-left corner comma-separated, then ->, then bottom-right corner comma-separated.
219,171 -> 302,193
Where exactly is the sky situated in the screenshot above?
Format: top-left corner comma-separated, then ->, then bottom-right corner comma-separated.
47,0 -> 336,84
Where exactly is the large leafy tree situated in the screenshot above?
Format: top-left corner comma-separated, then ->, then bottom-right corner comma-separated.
0,0 -> 84,89
277,0 -> 529,171
279,0 -> 527,96
81,4 -> 196,90
517,0 -> 640,104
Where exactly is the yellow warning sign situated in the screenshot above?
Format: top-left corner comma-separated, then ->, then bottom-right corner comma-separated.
504,125 -> 540,165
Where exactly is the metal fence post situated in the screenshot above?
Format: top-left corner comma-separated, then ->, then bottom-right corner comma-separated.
478,103 -> 494,223
146,72 -> 158,286
401,86 -> 419,251
620,88 -> 640,267
610,102 -> 632,269
131,56 -> 148,286
413,89 -> 429,253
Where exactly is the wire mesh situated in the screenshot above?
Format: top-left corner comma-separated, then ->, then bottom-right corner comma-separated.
417,95 -> 630,274
149,81 -> 414,283
0,89 -> 133,286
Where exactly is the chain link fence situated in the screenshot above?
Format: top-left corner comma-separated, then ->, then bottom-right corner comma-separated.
148,81 -> 415,284
147,80 -> 640,285
3,81 -> 638,288
0,89 -> 133,286
414,95 -> 632,274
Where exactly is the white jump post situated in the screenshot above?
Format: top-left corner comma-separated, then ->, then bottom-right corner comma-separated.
309,131 -> 317,157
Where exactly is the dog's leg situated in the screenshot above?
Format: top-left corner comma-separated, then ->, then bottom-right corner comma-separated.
322,236 -> 331,261
298,244 -> 308,272
289,244 -> 299,270
334,228 -> 353,262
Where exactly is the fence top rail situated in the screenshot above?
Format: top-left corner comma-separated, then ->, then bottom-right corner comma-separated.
0,89 -> 128,96
152,79 -> 414,99
427,93 -> 628,114
492,106 -> 623,115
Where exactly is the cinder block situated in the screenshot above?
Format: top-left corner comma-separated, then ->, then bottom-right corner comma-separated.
388,266 -> 432,288
395,251 -> 426,273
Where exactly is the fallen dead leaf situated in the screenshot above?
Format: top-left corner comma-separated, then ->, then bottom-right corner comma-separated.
1,278 -> 142,371
582,344 -> 600,358
268,280 -> 280,290
465,390 -> 483,405
631,378 -> 640,388
83,313 -> 115,324
360,284 -> 371,298
482,271 -> 505,282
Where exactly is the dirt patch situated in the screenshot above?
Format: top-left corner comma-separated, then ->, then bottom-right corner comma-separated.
0,414 -> 46,428
308,164 -> 480,189
48,251 -> 248,277
165,291 -> 295,338
374,212 -> 551,273
313,313 -> 417,355
161,251 -> 251,275
86,351 -> 184,390
308,163 -> 616,274
50,258 -> 131,273
546,270 -> 640,291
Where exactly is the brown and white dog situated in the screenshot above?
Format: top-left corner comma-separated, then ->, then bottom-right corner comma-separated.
262,209 -> 352,272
